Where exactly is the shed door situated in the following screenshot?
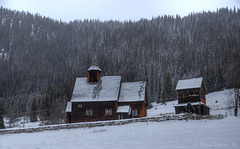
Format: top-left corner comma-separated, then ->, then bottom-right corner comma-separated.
118,114 -> 124,119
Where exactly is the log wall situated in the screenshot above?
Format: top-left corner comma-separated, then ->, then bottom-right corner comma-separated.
71,101 -> 117,123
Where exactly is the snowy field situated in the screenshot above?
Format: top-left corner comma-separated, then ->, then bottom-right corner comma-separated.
1,89 -> 240,149
1,117 -> 240,149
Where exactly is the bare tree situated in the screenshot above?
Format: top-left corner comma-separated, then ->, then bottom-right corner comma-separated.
234,89 -> 239,116
225,90 -> 235,116
0,105 -> 5,129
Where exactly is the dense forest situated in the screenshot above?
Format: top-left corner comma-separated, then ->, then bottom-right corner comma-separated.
0,7 -> 239,124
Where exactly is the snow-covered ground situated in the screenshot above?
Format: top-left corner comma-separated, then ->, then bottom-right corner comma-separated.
148,100 -> 177,116
3,117 -> 41,129
1,116 -> 239,149
1,89 -> 240,149
206,89 -> 236,115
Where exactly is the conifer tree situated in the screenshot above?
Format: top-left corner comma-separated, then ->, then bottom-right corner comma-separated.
30,98 -> 38,122
216,65 -> 224,90
162,71 -> 173,103
0,104 -> 5,129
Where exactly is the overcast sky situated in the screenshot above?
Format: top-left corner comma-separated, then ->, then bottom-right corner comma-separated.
0,0 -> 239,22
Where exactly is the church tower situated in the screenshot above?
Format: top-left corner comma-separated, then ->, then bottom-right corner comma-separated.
87,53 -> 102,82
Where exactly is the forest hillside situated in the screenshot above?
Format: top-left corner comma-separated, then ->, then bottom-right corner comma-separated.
0,7 -> 239,123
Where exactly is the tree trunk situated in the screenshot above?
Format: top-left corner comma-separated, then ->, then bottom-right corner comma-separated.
0,106 -> 5,129
234,89 -> 239,116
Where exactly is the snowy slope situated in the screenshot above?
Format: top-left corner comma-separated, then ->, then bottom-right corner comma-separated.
148,100 -> 177,116
1,117 -> 239,149
206,89 -> 236,115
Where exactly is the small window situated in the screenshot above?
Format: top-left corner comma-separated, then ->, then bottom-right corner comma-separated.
78,104 -> 82,108
86,109 -> 93,116
179,91 -> 183,97
132,109 -> 138,116
179,91 -> 185,97
105,109 -> 112,115
189,91 -> 194,95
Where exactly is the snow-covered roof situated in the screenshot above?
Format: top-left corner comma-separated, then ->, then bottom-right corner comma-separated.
119,81 -> 146,102
176,77 -> 203,90
65,102 -> 72,112
87,65 -> 102,72
116,105 -> 131,115
71,76 -> 121,102
174,102 -> 205,107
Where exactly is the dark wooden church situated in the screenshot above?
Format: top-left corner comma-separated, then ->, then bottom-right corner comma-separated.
174,77 -> 210,115
65,55 -> 147,123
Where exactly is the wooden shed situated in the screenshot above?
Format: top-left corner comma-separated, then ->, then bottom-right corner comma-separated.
116,105 -> 131,119
174,77 -> 210,115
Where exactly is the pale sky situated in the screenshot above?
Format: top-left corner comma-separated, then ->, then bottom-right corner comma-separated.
0,0 -> 239,22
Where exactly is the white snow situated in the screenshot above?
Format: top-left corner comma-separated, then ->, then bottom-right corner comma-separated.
71,76 -> 121,102
3,117 -> 41,129
87,65 -> 102,71
1,117 -> 240,149
176,77 -> 203,90
119,81 -> 146,102
65,102 -> 72,112
70,77 -> 146,103
116,105 -> 131,114
148,100 -> 177,116
206,89 -> 237,115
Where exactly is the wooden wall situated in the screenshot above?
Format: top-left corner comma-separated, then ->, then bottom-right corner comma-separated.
118,101 -> 147,118
88,70 -> 101,82
177,88 -> 206,104
71,101 -> 117,123
178,96 -> 201,104
66,112 -> 71,123
175,104 -> 210,115
116,113 -> 131,119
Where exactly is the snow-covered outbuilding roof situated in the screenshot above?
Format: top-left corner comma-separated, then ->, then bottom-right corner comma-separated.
65,102 -> 72,112
175,77 -> 203,91
119,81 -> 146,102
71,76 -> 121,102
116,105 -> 131,115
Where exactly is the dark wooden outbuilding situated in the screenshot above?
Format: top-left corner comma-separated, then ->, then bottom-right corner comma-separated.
174,77 -> 210,115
